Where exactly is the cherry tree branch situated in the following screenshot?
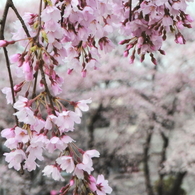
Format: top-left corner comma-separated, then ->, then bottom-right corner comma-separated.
0,0 -> 18,126
9,0 -> 30,37
34,0 -> 42,41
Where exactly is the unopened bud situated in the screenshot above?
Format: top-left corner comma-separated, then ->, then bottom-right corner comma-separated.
0,40 -> 15,47
67,68 -> 73,75
119,39 -> 130,45
159,49 -> 165,55
0,40 -> 8,47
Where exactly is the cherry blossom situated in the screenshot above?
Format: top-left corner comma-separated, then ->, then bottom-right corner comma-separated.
82,149 -> 100,166
4,149 -> 26,171
95,175 -> 113,195
1,87 -> 13,104
56,156 -> 75,173
73,98 -> 92,116
42,165 -> 65,181
55,110 -> 81,133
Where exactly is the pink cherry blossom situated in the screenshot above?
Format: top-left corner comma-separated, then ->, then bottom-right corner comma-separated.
46,135 -> 73,153
15,127 -> 29,144
41,6 -> 61,22
4,137 -> 18,150
55,111 -> 81,133
42,165 -> 65,181
1,127 -> 15,139
95,175 -> 112,195
45,114 -> 57,130
56,156 -> 75,173
83,149 -> 100,166
13,96 -> 36,125
1,87 -> 13,104
22,60 -> 33,81
4,149 -> 26,171
74,98 -> 92,116
24,158 -> 39,171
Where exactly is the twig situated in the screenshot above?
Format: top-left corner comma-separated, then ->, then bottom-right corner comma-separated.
9,0 -> 31,37
3,47 -> 19,126
0,0 -> 19,126
34,0 -> 42,41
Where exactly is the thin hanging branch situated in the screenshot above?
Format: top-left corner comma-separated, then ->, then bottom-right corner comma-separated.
0,0 -> 18,126
9,0 -> 31,37
0,0 -> 33,126
34,0 -> 43,41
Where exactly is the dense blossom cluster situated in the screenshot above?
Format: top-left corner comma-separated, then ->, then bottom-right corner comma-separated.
116,0 -> 193,64
0,0 -> 193,194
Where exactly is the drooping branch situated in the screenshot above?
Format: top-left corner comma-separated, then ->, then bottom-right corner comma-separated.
0,0 -> 18,125
9,0 -> 31,37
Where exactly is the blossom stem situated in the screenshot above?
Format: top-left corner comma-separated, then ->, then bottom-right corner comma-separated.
34,0 -> 43,41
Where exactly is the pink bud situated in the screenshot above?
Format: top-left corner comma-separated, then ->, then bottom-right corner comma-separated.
70,179 -> 74,186
67,68 -> 73,75
175,33 -> 186,44
185,14 -> 194,22
119,39 -> 130,45
14,82 -> 24,93
123,50 -> 129,57
129,55 -> 135,64
159,49 -> 166,55
0,40 -> 8,47
10,53 -> 22,63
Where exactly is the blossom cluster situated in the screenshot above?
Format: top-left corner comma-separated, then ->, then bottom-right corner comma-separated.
115,0 -> 193,64
11,0 -> 116,77
0,0 -> 115,194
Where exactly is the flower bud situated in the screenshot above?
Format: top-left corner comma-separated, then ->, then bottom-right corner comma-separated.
0,40 -> 8,47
